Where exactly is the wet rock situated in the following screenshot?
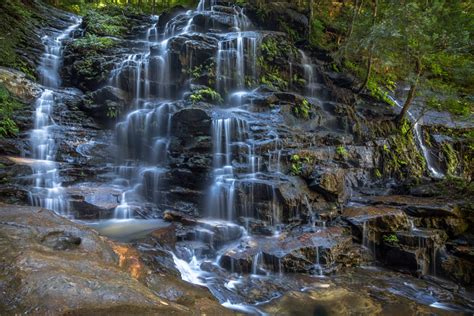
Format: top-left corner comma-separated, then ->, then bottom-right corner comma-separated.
262,287 -> 382,315
440,251 -> 474,285
171,107 -> 212,137
80,86 -> 128,126
163,210 -> 198,225
220,227 -> 353,274
309,166 -> 348,203
342,205 -> 409,235
150,224 -> 177,247
359,195 -> 468,236
156,5 -> 187,32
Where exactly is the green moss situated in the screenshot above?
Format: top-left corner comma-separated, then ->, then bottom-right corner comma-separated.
259,64 -> 288,91
442,143 -> 459,176
0,84 -> 23,137
378,120 -> 426,180
292,99 -> 311,120
189,87 -> 223,105
258,35 -> 298,91
0,0 -> 40,79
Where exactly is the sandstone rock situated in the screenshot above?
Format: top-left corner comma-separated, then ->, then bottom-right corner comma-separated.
0,204 -> 228,314
309,167 -> 347,203
0,67 -> 42,102
342,205 -> 409,233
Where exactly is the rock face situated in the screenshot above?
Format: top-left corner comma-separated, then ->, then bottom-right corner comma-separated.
0,67 -> 42,101
0,204 -> 228,315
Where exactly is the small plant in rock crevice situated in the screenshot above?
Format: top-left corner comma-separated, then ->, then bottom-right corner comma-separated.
336,145 -> 348,159
290,154 -> 313,176
189,87 -> 223,105
383,234 -> 399,245
292,98 -> 311,119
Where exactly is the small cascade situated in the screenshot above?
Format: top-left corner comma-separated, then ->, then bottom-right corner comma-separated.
300,50 -> 317,97
114,191 -> 132,219
29,17 -> 81,215
313,245 -> 323,276
389,96 -> 444,178
38,18 -> 81,88
216,32 -> 259,94
113,102 -> 174,218
208,116 -> 249,220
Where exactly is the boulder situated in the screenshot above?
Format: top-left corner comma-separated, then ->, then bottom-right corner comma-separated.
171,107 -> 212,137
0,67 -> 42,102
0,203 -> 228,314
309,167 -> 348,203
80,86 -> 128,126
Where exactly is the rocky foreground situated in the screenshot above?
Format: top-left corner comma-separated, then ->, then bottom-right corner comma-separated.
0,203 -> 230,315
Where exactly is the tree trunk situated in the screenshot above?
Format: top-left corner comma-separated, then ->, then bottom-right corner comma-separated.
397,58 -> 422,123
356,0 -> 377,94
347,0 -> 359,39
309,0 -> 314,39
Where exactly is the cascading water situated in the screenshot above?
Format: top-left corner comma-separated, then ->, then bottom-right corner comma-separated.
300,50 -> 318,97
104,1 -> 328,313
389,96 -> 444,178
29,17 -> 81,215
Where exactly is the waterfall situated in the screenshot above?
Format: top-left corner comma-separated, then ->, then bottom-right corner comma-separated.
38,19 -> 81,88
29,17 -> 81,215
300,50 -> 317,97
389,96 -> 444,178
208,116 -> 249,220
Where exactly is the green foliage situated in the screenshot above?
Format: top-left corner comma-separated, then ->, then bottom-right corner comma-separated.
187,62 -> 216,86
309,18 -> 325,47
189,87 -> 223,105
380,120 -> 426,179
374,169 -> 382,178
106,104 -> 120,118
336,145 -> 348,158
383,234 -> 399,245
427,96 -> 473,117
260,65 -> 288,91
0,84 -> 22,137
72,34 -> 117,53
0,0 -> 38,78
45,0 -> 198,15
367,79 -> 395,105
292,99 -> 311,119
289,154 -> 312,176
441,143 -> 459,176
312,0 -> 472,117
83,9 -> 127,36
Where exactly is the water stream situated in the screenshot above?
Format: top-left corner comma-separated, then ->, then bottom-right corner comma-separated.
29,17 -> 81,215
